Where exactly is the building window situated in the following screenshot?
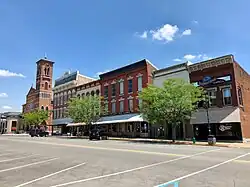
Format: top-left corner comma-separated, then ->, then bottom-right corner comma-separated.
104,86 -> 108,98
96,89 -> 100,96
128,79 -> 133,93
128,99 -> 133,112
77,94 -> 81,99
119,100 -> 124,113
91,91 -> 95,96
53,110 -> 56,119
46,106 -> 49,111
86,92 -> 90,97
111,102 -> 116,113
45,82 -> 48,90
41,106 -> 44,110
137,76 -> 142,92
119,81 -> 124,95
238,88 -> 243,106
82,93 -> 85,98
222,87 -> 232,105
207,89 -> 217,107
111,84 -> 116,97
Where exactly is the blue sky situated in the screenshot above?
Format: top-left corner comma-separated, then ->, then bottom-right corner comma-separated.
1,0 -> 250,112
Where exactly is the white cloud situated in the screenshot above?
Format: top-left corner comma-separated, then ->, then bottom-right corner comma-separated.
182,29 -> 192,36
0,93 -> 8,98
0,69 -> 25,78
2,106 -> 12,109
197,54 -> 212,61
94,70 -> 110,78
184,54 -> 196,60
150,24 -> 179,42
139,31 -> 148,39
173,58 -> 182,62
192,20 -> 199,24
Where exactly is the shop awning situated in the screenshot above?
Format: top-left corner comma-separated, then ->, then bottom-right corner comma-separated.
94,113 -> 144,125
66,122 -> 86,127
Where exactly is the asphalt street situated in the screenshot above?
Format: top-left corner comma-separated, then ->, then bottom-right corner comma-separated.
0,136 -> 249,187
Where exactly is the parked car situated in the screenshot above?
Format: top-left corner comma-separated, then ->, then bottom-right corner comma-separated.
29,128 -> 49,137
89,127 -> 108,140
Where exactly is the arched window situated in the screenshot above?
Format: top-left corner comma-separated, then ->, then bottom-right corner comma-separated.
86,92 -> 90,97
82,93 -> 85,98
96,89 -> 100,96
44,68 -> 47,75
41,106 -> 44,110
77,94 -> 81,99
238,87 -> 243,106
47,68 -> 50,75
91,91 -> 95,96
45,82 -> 48,90
46,106 -> 49,111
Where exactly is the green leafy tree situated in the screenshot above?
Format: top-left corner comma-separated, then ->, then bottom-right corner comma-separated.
139,78 -> 204,141
22,110 -> 49,129
67,96 -> 107,126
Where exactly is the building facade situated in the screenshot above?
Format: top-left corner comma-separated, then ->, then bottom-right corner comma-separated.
189,55 -> 250,142
97,59 -> 157,138
0,112 -> 22,134
152,62 -> 193,140
22,58 -> 54,132
52,71 -> 95,135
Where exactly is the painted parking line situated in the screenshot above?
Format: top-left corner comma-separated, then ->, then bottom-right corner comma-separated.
0,153 -> 13,157
0,155 -> 36,163
234,159 -> 250,164
50,148 -> 221,187
154,152 -> 250,187
2,138 -> 186,157
14,162 -> 86,187
0,157 -> 58,173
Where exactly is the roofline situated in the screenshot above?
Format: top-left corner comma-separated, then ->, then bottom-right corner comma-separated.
36,58 -> 55,64
153,62 -> 188,75
78,73 -> 96,81
188,54 -> 234,68
99,59 -> 157,77
145,59 -> 158,70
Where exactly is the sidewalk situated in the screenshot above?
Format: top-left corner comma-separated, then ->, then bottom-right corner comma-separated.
53,135 -> 250,149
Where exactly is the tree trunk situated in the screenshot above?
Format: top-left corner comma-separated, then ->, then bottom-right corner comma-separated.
172,124 -> 176,142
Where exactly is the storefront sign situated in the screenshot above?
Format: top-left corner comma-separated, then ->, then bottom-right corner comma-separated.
219,124 -> 232,132
198,76 -> 226,86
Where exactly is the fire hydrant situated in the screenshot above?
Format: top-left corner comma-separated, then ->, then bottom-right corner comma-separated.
192,137 -> 196,144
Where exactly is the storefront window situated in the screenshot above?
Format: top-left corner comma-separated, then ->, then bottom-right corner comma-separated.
141,123 -> 148,133
207,89 -> 217,106
112,124 -> 117,132
222,87 -> 232,105
127,123 -> 133,132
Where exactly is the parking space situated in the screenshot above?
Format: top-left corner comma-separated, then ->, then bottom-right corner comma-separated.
0,136 -> 249,187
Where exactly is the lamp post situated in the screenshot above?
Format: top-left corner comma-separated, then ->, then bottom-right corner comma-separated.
204,92 -> 211,136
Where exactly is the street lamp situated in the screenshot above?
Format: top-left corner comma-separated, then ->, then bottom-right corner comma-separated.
203,91 -> 211,136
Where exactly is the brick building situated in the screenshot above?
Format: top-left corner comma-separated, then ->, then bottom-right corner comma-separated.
189,55 -> 250,141
52,71 -> 94,135
96,59 -> 157,138
22,58 -> 54,132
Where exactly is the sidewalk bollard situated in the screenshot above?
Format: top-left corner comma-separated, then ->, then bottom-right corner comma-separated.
192,137 -> 196,144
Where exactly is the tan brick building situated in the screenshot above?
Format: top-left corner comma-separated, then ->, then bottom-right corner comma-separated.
22,58 -> 54,132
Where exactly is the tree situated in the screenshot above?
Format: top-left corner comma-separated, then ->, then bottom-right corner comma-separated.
22,110 -> 49,129
67,96 -> 106,126
139,78 -> 204,141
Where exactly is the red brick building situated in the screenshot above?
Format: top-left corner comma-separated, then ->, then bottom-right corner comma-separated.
96,59 -> 157,137
22,58 -> 54,132
189,55 -> 250,141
